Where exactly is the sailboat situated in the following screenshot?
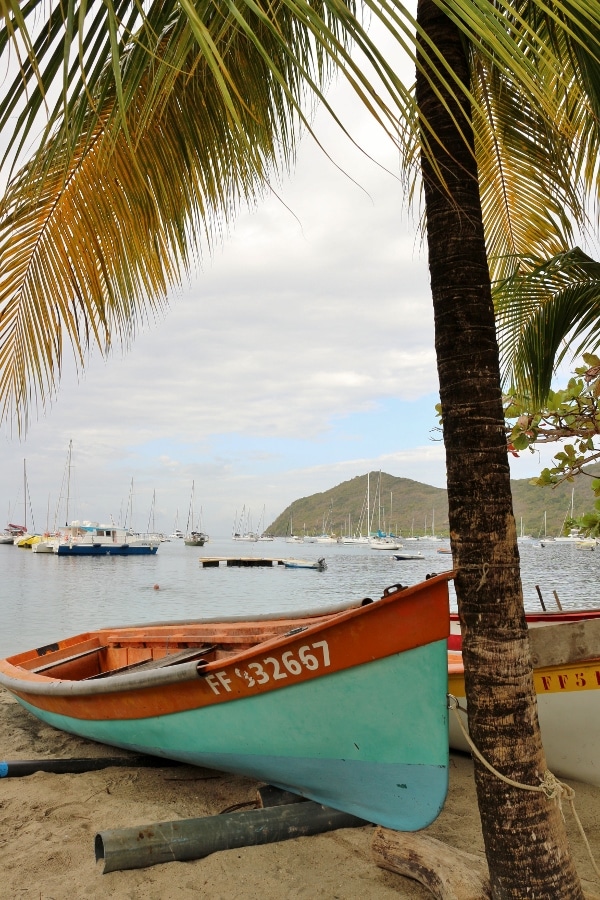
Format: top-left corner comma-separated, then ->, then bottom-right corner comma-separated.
232,506 -> 258,541
14,460 -> 40,548
340,473 -> 371,544
33,441 -> 74,553
285,513 -> 304,543
541,489 -> 582,546
369,471 -> 401,549
184,482 -> 208,546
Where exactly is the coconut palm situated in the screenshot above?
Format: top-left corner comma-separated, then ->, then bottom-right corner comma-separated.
2,1 -> 600,895
415,2 -> 597,894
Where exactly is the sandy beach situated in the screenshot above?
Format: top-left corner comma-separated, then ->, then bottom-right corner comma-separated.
1,687 -> 598,899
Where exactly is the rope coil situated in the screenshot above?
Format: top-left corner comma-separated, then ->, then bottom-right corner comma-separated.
447,694 -> 599,880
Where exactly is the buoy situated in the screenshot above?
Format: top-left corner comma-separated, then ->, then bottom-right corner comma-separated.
153,584 -> 160,590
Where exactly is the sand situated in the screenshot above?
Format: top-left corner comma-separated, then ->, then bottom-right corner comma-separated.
0,688 -> 598,899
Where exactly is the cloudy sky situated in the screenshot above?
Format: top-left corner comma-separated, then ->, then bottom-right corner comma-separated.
1,44 -> 560,538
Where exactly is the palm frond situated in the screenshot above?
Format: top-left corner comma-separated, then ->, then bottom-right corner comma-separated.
0,5 -> 337,426
494,248 -> 600,405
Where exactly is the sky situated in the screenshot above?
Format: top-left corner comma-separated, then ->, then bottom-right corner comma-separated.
0,33 -> 564,538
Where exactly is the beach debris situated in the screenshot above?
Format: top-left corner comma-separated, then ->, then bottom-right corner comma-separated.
95,800 -> 369,873
372,829 -> 491,899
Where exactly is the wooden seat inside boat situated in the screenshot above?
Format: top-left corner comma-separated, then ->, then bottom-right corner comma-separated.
85,645 -> 217,679
31,644 -> 110,674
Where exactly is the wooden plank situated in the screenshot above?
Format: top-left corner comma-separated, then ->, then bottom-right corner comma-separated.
31,645 -> 108,674
529,618 -> 600,668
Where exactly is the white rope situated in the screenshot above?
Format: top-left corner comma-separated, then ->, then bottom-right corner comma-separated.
448,695 -> 600,880
475,563 -> 489,591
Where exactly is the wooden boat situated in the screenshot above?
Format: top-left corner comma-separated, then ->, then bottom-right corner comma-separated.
0,574 -> 452,831
448,618 -> 600,786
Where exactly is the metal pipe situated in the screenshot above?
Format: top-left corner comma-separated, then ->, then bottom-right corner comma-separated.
0,756 -> 179,777
95,801 -> 368,873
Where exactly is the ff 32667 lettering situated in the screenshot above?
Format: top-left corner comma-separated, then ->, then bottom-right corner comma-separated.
203,641 -> 331,695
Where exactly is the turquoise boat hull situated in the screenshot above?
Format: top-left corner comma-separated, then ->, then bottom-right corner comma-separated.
17,643 -> 448,830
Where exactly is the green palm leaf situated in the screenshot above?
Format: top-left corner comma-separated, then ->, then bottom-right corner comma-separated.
495,248 -> 600,405
3,0 -> 600,429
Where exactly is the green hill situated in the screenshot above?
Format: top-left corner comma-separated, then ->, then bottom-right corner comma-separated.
265,470 -> 594,538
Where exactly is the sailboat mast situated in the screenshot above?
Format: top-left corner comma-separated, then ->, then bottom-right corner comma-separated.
66,439 -> 72,525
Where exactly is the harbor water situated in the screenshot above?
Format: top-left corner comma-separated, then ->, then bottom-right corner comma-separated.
1,536 -> 599,658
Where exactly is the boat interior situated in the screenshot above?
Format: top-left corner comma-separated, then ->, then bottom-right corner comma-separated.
8,615 -> 344,682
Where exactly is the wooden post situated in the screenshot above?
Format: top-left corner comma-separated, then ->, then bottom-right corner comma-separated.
535,584 -> 546,611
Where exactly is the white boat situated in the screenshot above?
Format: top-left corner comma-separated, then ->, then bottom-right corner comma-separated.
232,505 -> 259,541
11,461 -> 39,547
31,533 -> 61,553
448,618 -> 600,786
0,524 -> 27,545
370,537 -> 401,550
184,482 -> 208,546
284,513 -> 303,543
282,557 -> 327,570
37,521 -> 159,556
393,551 -> 424,560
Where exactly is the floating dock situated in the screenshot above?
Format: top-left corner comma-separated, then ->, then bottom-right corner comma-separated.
199,557 -> 296,568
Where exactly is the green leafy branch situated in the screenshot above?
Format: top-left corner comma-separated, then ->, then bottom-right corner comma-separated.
505,353 -> 600,494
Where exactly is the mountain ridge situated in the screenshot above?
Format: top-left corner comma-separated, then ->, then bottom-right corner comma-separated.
265,470 -> 592,538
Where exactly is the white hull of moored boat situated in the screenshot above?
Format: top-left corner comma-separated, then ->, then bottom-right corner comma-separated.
448,650 -> 600,786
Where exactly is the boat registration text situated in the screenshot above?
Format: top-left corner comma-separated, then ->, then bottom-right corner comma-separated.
204,641 -> 331,695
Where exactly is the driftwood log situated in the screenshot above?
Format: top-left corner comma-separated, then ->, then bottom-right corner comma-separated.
372,828 -> 491,899
372,829 -> 600,900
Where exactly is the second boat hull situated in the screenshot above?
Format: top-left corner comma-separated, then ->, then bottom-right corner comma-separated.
448,653 -> 600,786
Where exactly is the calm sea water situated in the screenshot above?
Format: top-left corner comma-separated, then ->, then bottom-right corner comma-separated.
1,537 -> 598,658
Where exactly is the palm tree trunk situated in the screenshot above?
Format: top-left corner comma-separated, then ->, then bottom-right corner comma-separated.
415,1 -> 583,895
